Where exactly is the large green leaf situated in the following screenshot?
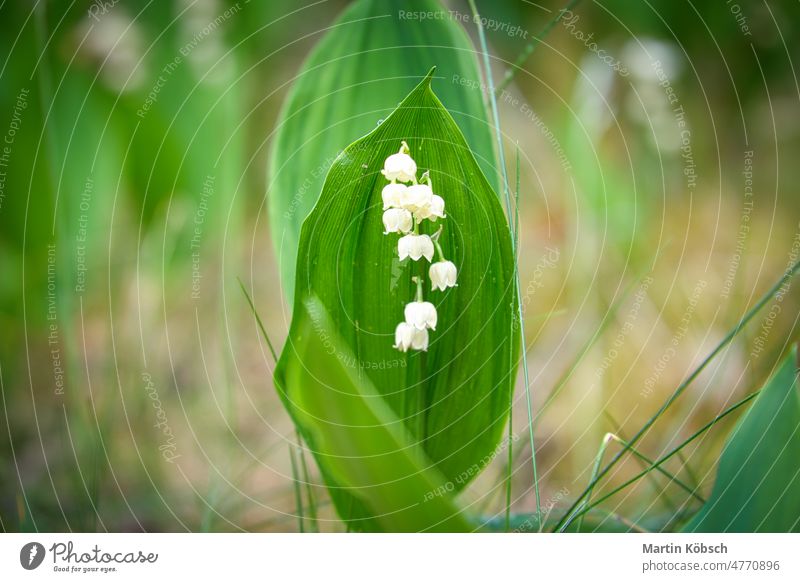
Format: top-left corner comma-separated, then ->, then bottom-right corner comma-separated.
278,296 -> 471,532
274,69 -> 518,529
268,0 -> 498,300
684,347 -> 800,532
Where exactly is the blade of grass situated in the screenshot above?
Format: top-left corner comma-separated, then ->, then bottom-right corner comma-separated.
91,427 -> 101,531
296,428 -> 319,532
504,146 -> 522,532
572,430 -> 701,532
238,277 -> 278,363
561,388 -> 761,529
504,403 -> 513,532
495,0 -> 584,95
576,433 -> 612,532
554,258 -> 800,531
675,450 -> 702,491
467,0 -> 541,520
600,433 -> 704,510
288,442 -> 305,533
504,343 -> 514,531
513,144 -> 521,244
602,411 -> 704,504
241,278 -> 314,531
480,267 -> 649,518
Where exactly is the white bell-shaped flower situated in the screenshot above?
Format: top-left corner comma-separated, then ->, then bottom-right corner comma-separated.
404,300 -> 437,330
398,234 -> 434,262
381,141 -> 417,183
382,208 -> 413,234
394,322 -> 429,352
415,194 -> 446,222
429,260 -> 458,291
382,183 -> 406,210
400,184 -> 433,213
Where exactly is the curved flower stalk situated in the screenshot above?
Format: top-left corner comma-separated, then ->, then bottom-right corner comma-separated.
381,143 -> 458,351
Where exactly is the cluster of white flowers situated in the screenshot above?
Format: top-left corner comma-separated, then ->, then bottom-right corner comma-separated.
381,141 -> 458,352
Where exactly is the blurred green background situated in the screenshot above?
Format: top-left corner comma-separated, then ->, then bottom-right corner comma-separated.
1,0 -> 798,532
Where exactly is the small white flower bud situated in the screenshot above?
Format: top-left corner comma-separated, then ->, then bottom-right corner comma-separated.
398,234 -> 434,262
382,208 -> 413,234
394,322 -> 429,352
404,300 -> 437,330
429,260 -> 458,291
381,142 -> 417,183
400,184 -> 433,212
382,183 -> 407,209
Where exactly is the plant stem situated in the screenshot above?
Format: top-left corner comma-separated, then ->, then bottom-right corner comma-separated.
504,147 -> 522,531
495,0 -> 584,95
602,412 -> 703,507
576,434 -> 613,532
288,442 -> 305,533
467,0 -> 541,519
238,277 -> 278,363
297,428 -> 319,532
413,276 -> 424,302
433,239 -> 446,261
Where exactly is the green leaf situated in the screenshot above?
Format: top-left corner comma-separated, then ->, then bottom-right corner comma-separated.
684,347 -> 800,532
274,69 -> 518,529
268,0 -> 498,300
277,296 -> 471,532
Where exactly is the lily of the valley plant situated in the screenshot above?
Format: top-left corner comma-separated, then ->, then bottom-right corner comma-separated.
381,141 -> 458,352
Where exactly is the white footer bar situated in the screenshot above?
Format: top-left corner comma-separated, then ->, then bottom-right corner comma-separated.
1,533 -> 797,581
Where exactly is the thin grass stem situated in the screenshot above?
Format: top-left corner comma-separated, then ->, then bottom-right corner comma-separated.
238,277 -> 279,363
560,389 -> 760,529
576,433 -> 613,532
553,258 -> 800,531
495,0 -> 584,95
467,0 -> 542,520
296,429 -> 319,532
288,442 -> 305,533
602,411 -> 703,505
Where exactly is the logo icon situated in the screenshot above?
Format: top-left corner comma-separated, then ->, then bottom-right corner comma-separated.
20,542 -> 46,570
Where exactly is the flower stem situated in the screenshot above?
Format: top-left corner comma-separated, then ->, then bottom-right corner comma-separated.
413,276 -> 424,302
421,170 -> 431,189
433,240 -> 446,262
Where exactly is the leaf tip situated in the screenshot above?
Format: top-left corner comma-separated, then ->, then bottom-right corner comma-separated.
423,66 -> 437,86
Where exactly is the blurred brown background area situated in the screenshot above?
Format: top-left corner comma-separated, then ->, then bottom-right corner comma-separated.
0,0 -> 798,531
